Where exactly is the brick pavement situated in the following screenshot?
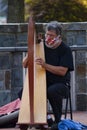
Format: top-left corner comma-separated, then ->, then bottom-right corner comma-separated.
0,111 -> 87,130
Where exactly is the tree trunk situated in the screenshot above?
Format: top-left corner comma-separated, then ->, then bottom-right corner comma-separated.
7,0 -> 24,23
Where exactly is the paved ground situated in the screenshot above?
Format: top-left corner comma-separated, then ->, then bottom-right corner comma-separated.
0,111 -> 87,130
65,111 -> 87,125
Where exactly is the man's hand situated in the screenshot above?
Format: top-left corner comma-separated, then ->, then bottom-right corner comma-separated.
22,55 -> 28,68
35,58 -> 46,68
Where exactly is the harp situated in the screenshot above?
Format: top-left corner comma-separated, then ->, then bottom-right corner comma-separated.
17,16 -> 47,128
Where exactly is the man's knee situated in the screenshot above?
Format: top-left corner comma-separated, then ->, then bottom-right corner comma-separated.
47,84 -> 59,98
47,86 -> 55,98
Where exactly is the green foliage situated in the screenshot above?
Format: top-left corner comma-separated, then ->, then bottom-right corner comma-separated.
25,0 -> 87,22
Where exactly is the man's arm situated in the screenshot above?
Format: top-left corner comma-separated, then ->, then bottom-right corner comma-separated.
35,58 -> 68,76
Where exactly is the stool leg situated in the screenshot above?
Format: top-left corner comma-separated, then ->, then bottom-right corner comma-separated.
69,91 -> 73,120
65,97 -> 68,119
64,88 -> 73,120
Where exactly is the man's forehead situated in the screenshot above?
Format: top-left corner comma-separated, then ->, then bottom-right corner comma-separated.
46,30 -> 56,34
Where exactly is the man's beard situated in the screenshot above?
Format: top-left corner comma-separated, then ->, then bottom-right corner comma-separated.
45,36 -> 62,49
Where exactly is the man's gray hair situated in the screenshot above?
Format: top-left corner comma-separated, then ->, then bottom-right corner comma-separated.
46,21 -> 62,35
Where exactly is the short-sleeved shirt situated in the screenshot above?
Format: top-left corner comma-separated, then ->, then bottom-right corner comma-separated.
44,42 -> 74,86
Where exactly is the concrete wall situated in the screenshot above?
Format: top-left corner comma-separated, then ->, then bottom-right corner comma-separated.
0,22 -> 87,111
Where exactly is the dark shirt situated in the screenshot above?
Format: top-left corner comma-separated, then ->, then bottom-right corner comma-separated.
44,42 -> 74,86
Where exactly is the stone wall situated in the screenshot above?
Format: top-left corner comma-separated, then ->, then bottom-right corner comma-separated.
0,23 -> 27,106
0,22 -> 87,111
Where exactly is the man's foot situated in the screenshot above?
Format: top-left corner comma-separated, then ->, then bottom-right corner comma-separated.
47,118 -> 54,127
50,123 -> 58,130
35,124 -> 48,129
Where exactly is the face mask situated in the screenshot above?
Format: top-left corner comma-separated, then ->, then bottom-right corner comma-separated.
45,35 -> 62,49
